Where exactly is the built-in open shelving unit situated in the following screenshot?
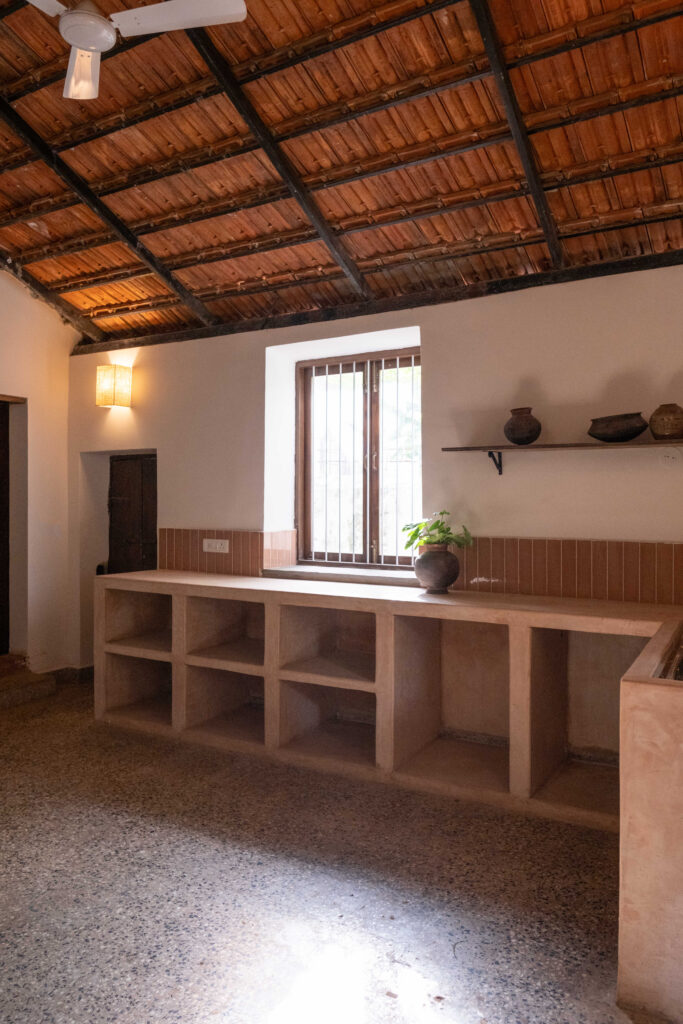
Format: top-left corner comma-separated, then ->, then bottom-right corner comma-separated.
94,572 -> 681,832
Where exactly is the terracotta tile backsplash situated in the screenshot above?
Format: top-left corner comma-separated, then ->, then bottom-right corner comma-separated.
158,529 -> 681,605
454,537 -> 682,606
158,529 -> 296,576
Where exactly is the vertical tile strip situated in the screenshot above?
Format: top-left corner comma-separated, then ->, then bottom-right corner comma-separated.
560,540 -> 577,599
490,538 -> 505,594
623,542 -> 640,603
639,543 -> 657,603
576,540 -> 592,599
504,537 -> 519,594
656,543 -> 674,605
547,539 -> 562,598
532,539 -> 547,597
591,540 -> 608,601
607,541 -> 624,602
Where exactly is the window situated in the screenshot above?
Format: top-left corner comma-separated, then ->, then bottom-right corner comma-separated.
296,348 -> 421,565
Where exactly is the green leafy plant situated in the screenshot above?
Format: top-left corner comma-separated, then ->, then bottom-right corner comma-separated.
402,510 -> 473,551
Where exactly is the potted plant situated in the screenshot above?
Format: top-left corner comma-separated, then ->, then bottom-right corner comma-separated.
402,511 -> 472,593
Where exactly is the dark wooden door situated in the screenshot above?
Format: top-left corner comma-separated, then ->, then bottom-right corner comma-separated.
108,454 -> 157,574
0,402 -> 9,654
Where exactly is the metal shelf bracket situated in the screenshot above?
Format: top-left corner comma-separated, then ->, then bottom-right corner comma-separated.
488,450 -> 503,475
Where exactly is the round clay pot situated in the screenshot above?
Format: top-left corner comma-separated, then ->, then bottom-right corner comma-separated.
414,544 -> 460,594
503,407 -> 542,446
649,403 -> 683,440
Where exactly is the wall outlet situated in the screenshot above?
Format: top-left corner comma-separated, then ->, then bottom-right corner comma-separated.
203,538 -> 229,553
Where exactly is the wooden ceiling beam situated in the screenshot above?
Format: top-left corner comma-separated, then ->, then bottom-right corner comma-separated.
0,97 -> 218,326
71,203 -> 683,318
72,247 -> 683,354
1,254 -> 104,340
469,0 -> 563,267
186,27 -> 370,299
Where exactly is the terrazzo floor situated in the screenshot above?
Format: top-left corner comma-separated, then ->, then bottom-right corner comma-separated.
0,684 -> 647,1024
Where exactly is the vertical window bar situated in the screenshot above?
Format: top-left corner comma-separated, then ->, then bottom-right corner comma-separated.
380,356 -> 385,564
309,368 -> 315,559
410,353 -> 415,565
324,363 -> 329,562
352,360 -> 356,562
395,355 -> 399,564
338,361 -> 342,560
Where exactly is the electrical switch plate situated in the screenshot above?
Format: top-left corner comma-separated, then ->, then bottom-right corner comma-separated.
202,538 -> 229,553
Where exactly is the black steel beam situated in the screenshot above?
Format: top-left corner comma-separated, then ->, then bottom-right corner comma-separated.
1,254 -> 104,340
0,1 -> 25,19
186,27 -> 369,298
0,96 -> 217,326
469,0 -> 564,267
71,247 -> 683,354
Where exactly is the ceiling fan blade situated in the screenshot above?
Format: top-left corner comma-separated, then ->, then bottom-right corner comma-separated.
110,0 -> 246,37
25,0 -> 67,16
63,46 -> 100,100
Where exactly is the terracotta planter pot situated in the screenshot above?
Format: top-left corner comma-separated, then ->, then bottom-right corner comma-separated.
414,544 -> 460,594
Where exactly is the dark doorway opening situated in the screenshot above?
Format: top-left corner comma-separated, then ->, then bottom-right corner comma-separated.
0,402 -> 9,654
108,454 -> 157,574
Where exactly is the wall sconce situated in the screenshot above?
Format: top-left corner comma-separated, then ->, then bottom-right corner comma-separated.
96,364 -> 133,407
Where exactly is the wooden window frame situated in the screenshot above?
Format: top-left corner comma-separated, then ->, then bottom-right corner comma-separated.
295,346 -> 421,568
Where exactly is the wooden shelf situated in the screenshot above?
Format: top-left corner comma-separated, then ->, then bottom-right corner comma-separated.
186,636 -> 264,674
443,438 -> 683,452
183,704 -> 264,752
105,629 -> 172,660
442,438 -> 683,474
395,735 -> 509,797
280,649 -> 375,688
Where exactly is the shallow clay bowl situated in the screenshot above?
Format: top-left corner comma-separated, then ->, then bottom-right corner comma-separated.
587,412 -> 648,443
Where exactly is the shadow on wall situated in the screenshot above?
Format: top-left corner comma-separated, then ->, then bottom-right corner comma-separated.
448,371 -> 681,445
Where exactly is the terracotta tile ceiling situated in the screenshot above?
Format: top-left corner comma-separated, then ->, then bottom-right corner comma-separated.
0,0 -> 681,348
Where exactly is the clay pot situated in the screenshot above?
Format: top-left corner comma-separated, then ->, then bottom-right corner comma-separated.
503,407 -> 542,446
587,412 -> 648,443
649,403 -> 683,440
414,544 -> 460,594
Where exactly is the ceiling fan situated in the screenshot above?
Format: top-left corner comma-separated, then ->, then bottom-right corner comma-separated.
25,0 -> 247,100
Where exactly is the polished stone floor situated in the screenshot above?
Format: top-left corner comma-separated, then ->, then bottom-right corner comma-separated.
0,685 -> 645,1024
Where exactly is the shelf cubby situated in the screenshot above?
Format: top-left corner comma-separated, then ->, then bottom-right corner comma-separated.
524,629 -> 647,825
279,605 -> 375,687
185,597 -> 264,673
104,589 -> 172,659
182,666 -> 264,750
279,679 -> 376,767
391,615 -> 510,795
100,653 -> 173,733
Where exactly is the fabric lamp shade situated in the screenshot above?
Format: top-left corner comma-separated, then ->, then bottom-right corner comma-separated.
96,364 -> 132,407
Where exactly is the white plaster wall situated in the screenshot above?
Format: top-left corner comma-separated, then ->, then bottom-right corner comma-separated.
0,273 -> 78,672
68,265 -> 683,664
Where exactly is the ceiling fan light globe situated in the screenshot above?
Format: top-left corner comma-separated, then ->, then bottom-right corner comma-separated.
59,7 -> 117,51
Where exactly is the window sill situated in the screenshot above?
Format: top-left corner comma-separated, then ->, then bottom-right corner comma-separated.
262,564 -> 420,587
